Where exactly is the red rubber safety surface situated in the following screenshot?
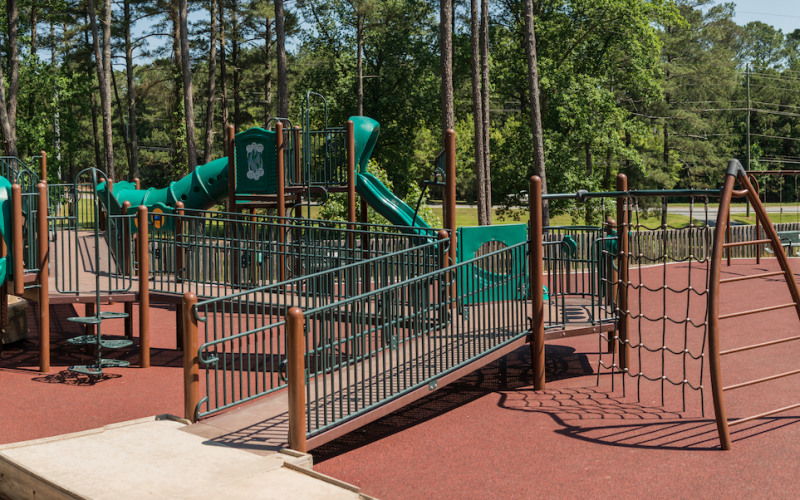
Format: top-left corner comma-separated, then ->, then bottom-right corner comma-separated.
313,260 -> 800,499
1,260 -> 800,499
0,302 -> 185,444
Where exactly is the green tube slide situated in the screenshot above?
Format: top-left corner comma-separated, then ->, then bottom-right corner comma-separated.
350,116 -> 433,236
98,156 -> 230,215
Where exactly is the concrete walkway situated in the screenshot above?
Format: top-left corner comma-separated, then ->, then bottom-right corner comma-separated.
0,416 -> 371,499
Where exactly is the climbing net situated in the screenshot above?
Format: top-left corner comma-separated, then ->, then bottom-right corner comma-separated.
597,191 -> 717,413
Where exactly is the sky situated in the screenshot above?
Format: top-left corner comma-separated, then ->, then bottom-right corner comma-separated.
729,0 -> 800,34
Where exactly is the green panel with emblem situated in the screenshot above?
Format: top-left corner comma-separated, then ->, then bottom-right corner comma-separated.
235,127 -> 277,195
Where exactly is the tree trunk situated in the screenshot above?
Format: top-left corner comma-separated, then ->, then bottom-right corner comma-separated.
523,0 -> 548,226
125,0 -> 139,179
231,0 -> 241,131
90,90 -> 103,171
219,0 -> 229,147
470,0 -> 488,226
356,12 -> 364,116
111,69 -> 132,172
84,21 -> 102,170
275,0 -> 288,117
585,143 -> 592,174
0,64 -> 15,157
179,0 -> 197,169
263,15 -> 273,122
88,0 -> 114,179
439,0 -> 454,134
203,0 -> 218,164
0,0 -> 19,156
31,0 -> 38,56
52,21 -> 62,178
170,2 -> 185,167
480,0 -> 491,222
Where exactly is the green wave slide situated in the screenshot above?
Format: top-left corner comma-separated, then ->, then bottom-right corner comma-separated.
350,116 -> 433,237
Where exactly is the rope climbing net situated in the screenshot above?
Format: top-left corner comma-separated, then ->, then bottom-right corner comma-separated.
598,191 -> 716,414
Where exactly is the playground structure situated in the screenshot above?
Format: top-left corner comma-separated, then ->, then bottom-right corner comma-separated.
2,104 -> 800,453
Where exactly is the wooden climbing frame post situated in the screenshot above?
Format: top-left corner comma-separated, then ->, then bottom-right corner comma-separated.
287,306 -> 307,453
37,182 -> 49,372
530,175 -> 545,390
183,292 -> 199,421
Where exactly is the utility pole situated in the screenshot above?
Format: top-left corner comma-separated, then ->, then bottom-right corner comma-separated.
746,65 -> 751,217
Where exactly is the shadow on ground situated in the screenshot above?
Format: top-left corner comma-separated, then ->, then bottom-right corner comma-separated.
313,343 -> 590,463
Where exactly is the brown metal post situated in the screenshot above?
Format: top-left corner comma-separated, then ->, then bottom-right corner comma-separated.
530,176 -> 545,390
175,201 -> 185,283
37,182 -> 49,372
708,173 -> 736,450
227,124 -> 236,213
11,184 -> 23,296
39,151 -> 47,182
134,177 -> 141,190
286,306 -> 307,452
183,292 -> 199,421
445,129 -> 457,302
347,120 -> 357,250
616,174 -> 630,370
138,206 -> 151,367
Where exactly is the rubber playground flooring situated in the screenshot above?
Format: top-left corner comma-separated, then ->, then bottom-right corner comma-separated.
0,260 -> 799,498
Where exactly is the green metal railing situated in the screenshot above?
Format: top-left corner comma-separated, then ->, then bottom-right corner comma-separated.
47,181 -> 135,295
190,237 -> 446,418
149,208 -> 440,298
300,240 -> 529,437
304,128 -> 347,187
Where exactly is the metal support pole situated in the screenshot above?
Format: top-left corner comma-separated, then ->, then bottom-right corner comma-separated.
287,306 -> 307,452
138,206 -> 150,367
37,182 -> 49,372
347,120 -> 357,251
175,201 -> 185,283
530,176 -> 545,390
616,174 -> 630,370
183,292 -> 199,421
294,126 -> 303,219
12,184 -> 23,296
445,129 -> 457,303
276,121 -> 286,282
39,151 -> 47,182
226,125 -> 236,213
